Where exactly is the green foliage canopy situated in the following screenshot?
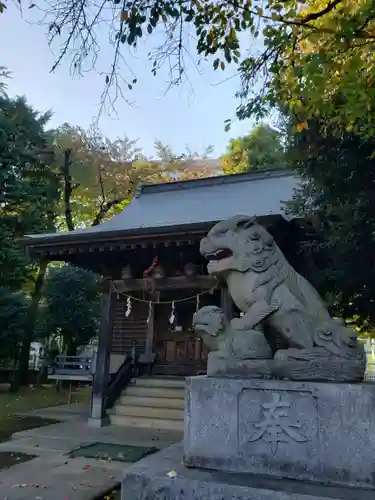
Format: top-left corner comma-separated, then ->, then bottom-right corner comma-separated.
27,0 -> 374,136
285,114 -> 375,331
0,287 -> 28,362
38,265 -> 100,353
0,95 -> 60,289
221,124 -> 285,174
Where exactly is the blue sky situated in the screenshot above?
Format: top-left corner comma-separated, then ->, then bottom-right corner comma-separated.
0,4 -> 269,158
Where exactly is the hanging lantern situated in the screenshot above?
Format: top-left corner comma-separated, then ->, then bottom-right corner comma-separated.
121,265 -> 132,280
184,262 -> 197,277
152,264 -> 165,280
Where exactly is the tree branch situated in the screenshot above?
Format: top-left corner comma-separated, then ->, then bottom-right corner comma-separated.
91,198 -> 124,227
62,148 -> 75,231
299,0 -> 343,24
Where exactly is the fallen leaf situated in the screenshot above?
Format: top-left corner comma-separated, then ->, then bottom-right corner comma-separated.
166,470 -> 177,478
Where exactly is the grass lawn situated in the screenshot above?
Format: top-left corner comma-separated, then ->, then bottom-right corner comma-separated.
0,385 -> 91,442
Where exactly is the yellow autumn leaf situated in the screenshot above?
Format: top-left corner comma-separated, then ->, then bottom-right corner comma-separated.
295,121 -> 308,132
256,7 -> 263,16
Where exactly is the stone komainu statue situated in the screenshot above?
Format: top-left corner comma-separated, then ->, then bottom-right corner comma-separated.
197,215 -> 366,382
193,305 -> 272,361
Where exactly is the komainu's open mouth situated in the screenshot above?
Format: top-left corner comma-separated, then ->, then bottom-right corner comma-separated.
194,324 -> 207,331
205,248 -> 233,261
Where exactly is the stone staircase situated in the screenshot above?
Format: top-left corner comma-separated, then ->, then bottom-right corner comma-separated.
109,376 -> 185,431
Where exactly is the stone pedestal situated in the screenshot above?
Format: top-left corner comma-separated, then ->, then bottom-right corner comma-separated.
184,376 -> 375,489
121,376 -> 375,499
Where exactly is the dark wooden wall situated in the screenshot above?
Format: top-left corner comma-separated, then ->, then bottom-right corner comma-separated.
110,289 -> 219,375
111,295 -> 148,355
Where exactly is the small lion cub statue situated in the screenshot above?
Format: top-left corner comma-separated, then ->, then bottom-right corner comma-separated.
193,305 -> 272,361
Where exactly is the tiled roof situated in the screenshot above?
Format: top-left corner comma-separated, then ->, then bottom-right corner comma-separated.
24,169 -> 299,245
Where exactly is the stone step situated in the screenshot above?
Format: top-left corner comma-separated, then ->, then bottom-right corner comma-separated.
114,405 -> 184,420
118,395 -> 185,409
124,386 -> 185,399
131,377 -> 186,389
110,414 -> 184,431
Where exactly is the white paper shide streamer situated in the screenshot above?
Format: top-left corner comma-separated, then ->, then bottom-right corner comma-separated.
169,300 -> 176,325
147,300 -> 152,324
125,296 -> 132,317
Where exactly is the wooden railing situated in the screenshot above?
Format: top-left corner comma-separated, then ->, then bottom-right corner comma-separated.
48,355 -> 93,382
105,358 -> 132,410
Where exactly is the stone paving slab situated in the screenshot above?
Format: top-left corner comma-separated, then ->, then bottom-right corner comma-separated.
0,419 -> 182,500
121,443 -> 375,500
0,436 -> 81,454
15,403 -> 89,422
0,454 -> 125,500
12,421 -> 182,448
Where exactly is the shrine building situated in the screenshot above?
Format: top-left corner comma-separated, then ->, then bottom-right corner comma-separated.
23,169 -> 300,429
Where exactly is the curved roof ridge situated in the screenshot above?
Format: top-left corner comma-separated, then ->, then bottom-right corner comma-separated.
135,168 -> 291,197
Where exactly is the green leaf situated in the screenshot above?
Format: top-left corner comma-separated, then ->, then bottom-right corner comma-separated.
224,48 -> 232,63
127,33 -> 135,45
213,58 -> 220,70
150,14 -> 158,27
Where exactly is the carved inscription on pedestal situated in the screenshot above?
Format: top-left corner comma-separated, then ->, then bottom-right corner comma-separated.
238,389 -> 317,457
247,393 -> 308,454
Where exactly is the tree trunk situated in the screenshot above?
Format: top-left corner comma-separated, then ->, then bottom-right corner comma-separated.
66,340 -> 78,357
62,149 -> 75,232
11,261 -> 48,391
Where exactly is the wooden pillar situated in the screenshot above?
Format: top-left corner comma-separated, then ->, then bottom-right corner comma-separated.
145,302 -> 155,355
220,286 -> 234,327
88,280 -> 114,427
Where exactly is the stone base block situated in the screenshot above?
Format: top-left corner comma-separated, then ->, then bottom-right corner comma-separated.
207,357 -> 273,378
87,415 -> 110,428
207,356 -> 366,382
121,443 -> 374,500
184,376 -> 375,489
